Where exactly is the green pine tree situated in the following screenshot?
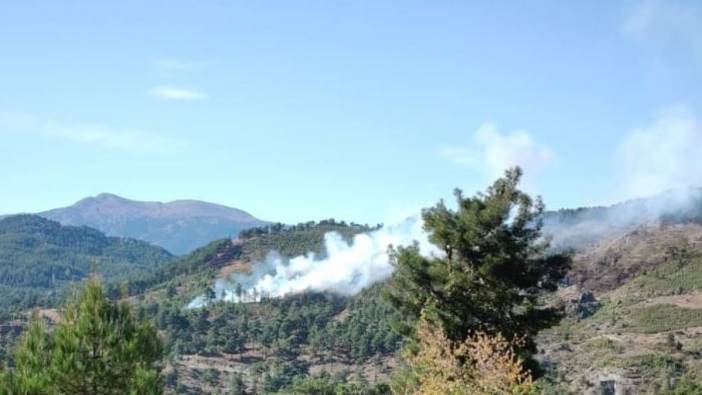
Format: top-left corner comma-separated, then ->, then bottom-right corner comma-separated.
226,372 -> 246,395
2,278 -> 164,394
386,167 -> 570,372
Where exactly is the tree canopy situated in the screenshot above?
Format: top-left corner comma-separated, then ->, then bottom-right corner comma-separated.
387,167 -> 570,371
2,278 -> 164,395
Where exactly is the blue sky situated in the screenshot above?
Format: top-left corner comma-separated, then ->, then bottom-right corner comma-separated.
1,1 -> 701,224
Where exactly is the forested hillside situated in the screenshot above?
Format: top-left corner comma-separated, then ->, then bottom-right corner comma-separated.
127,187 -> 702,394
0,215 -> 173,318
123,220 -> 395,394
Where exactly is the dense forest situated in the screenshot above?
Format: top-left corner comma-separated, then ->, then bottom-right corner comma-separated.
144,285 -> 400,393
0,215 -> 173,318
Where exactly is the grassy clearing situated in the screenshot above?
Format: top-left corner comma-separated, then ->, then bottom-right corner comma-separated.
628,304 -> 702,334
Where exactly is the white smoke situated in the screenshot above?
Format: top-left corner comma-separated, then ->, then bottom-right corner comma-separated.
188,216 -> 438,308
542,186 -> 702,250
439,122 -> 553,179
616,105 -> 702,201
539,105 -> 702,251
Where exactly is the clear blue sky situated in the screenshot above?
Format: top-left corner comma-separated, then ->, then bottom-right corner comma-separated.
1,1 -> 701,224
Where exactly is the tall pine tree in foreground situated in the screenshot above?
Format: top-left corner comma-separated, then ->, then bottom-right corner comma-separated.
387,167 -> 570,381
2,278 -> 163,395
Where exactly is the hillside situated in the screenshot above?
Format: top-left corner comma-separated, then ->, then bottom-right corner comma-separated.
570,223 -> 702,293
122,221 -> 396,394
117,203 -> 702,394
6,193 -> 702,393
538,223 -> 702,394
0,214 -> 173,317
133,213 -> 702,394
40,193 -> 267,255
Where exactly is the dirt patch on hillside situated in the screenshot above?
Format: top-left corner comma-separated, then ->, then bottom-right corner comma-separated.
36,308 -> 61,323
180,353 -> 249,374
306,355 -> 397,384
218,259 -> 252,278
173,349 -> 395,394
640,292 -> 702,309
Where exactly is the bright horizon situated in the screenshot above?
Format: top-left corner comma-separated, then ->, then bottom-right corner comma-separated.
2,1 -> 701,224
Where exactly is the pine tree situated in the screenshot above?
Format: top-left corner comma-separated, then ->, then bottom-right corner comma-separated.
2,278 -> 164,394
227,372 -> 246,395
5,316 -> 54,394
386,167 -> 570,372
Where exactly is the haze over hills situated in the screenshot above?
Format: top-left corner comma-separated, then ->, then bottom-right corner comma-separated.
541,187 -> 702,250
39,193 -> 268,255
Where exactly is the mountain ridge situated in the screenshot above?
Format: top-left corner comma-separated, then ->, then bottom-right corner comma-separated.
39,193 -> 268,255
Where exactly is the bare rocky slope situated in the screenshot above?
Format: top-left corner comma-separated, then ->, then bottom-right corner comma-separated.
569,223 -> 702,294
40,193 -> 267,255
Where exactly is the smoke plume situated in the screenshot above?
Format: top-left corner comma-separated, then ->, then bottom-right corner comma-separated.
542,186 -> 702,250
617,106 -> 702,201
188,216 -> 438,308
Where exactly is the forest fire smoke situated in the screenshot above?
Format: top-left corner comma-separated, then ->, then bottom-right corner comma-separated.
187,216 -> 437,308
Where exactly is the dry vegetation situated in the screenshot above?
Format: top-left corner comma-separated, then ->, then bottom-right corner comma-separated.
399,319 -> 536,395
538,223 -> 702,394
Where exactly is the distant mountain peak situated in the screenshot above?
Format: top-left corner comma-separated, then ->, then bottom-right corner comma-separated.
95,192 -> 124,199
39,194 -> 268,255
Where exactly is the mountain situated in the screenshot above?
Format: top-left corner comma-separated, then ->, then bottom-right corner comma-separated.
39,193 -> 267,255
0,214 -> 173,318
